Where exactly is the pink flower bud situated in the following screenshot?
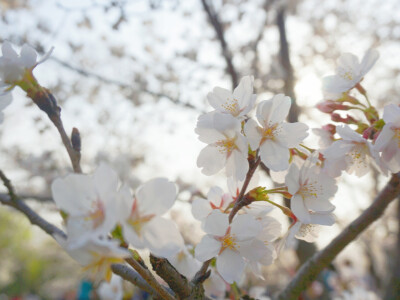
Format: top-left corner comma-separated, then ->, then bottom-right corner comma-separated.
331,113 -> 357,124
317,100 -> 350,113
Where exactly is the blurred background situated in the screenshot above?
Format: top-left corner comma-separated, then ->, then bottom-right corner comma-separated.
0,0 -> 399,299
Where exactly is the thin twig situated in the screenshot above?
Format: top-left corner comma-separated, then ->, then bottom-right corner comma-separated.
228,156 -> 261,223
125,257 -> 175,300
277,173 -> 400,299
111,264 -> 158,296
200,0 -> 238,89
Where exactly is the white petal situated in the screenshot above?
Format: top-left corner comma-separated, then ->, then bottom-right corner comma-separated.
122,222 -> 146,249
204,210 -> 229,236
225,150 -> 248,181
231,214 -> 261,240
2,41 -> 18,59
207,186 -> 224,207
197,145 -> 227,176
208,87 -> 234,112
259,140 -> 289,171
244,118 -> 262,150
269,94 -> 292,124
20,44 -> 37,68
291,194 -> 311,223
309,212 -> 336,226
285,163 -> 301,195
382,104 -> 400,125
136,178 -> 176,216
191,197 -> 212,221
233,76 -> 254,108
142,217 -> 184,257
360,49 -> 379,76
93,163 -> 119,203
216,249 -> 245,283
280,122 -> 309,148
238,239 -> 267,262
51,174 -> 96,215
374,125 -> 395,152
336,125 -> 364,142
195,235 -> 221,262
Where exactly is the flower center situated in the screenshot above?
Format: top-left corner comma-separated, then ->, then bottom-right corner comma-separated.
86,199 -> 105,229
176,250 -> 186,262
218,227 -> 238,254
127,199 -> 155,236
216,137 -> 237,155
222,98 -> 240,116
260,123 -> 279,144
338,67 -> 355,81
299,182 -> 319,199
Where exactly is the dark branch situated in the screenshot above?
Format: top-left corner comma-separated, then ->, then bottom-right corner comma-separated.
277,173 -> 400,299
276,7 -> 299,123
200,0 -> 238,89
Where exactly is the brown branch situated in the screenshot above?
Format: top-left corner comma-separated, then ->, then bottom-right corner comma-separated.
27,86 -> 82,173
276,7 -> 299,123
125,256 -> 175,300
111,264 -> 158,296
228,156 -> 261,223
384,197 -> 400,299
150,255 -> 212,300
0,171 -> 174,299
277,173 -> 400,299
200,0 -> 238,89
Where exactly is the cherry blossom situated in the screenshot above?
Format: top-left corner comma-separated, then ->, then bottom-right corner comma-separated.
322,49 -> 379,99
51,164 -> 120,248
98,275 -> 123,300
285,154 -> 337,224
192,186 -> 233,223
195,210 -> 265,283
207,75 -> 256,118
196,112 -> 249,180
0,92 -> 11,124
203,269 -> 228,299
166,246 -> 201,279
0,41 -> 52,97
244,94 -> 309,171
323,125 -> 387,177
374,104 -> 400,173
118,178 -> 184,257
54,235 -> 129,282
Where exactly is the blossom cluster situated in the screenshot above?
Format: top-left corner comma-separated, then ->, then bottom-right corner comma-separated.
2,40 -> 400,299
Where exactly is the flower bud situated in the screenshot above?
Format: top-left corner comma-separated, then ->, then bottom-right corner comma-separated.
317,100 -> 350,114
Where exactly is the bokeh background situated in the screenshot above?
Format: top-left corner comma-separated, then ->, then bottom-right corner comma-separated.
0,0 -> 400,299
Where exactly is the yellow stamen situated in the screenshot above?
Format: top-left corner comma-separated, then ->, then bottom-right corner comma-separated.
222,98 -> 240,116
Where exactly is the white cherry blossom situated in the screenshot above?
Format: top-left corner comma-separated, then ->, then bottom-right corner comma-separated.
196,112 -> 249,180
166,246 -> 201,279
51,164 -> 120,248
192,186 -> 233,223
195,210 -> 265,283
54,235 -> 129,282
118,178 -> 184,257
244,94 -> 309,171
374,104 -> 400,173
98,275 -> 123,300
0,92 -> 11,124
207,76 -> 256,118
203,269 -> 227,299
285,154 -> 337,224
323,125 -> 387,177
0,41 -> 52,97
322,49 -> 379,99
